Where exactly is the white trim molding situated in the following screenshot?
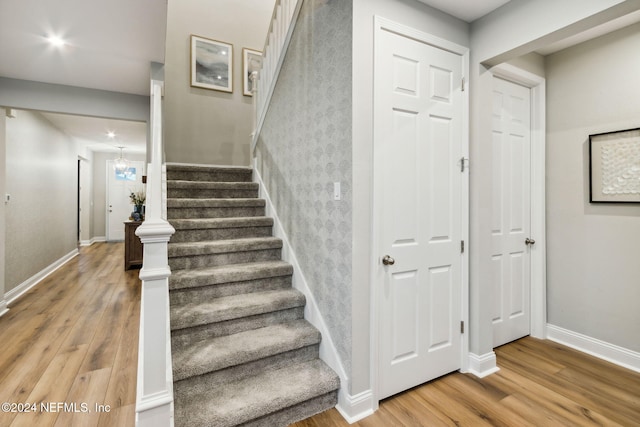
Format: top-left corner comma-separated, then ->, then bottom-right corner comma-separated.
0,300 -> 8,318
79,236 -> 106,247
336,389 -> 375,424
467,351 -> 500,378
490,63 -> 547,340
5,249 -> 79,305
547,324 -> 640,373
253,162 -> 373,420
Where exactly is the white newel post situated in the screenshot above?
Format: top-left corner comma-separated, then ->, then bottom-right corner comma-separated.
135,80 -> 176,427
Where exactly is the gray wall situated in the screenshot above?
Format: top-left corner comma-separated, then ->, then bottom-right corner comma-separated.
5,110 -> 78,292
164,0 -> 274,166
546,22 -> 640,352
256,0 -> 353,381
0,78 -> 149,123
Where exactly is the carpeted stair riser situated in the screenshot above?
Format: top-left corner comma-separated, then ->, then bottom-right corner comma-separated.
241,391 -> 338,427
171,225 -> 273,243
173,344 -> 319,396
167,166 -> 252,182
169,248 -> 281,270
169,261 -> 293,291
174,359 -> 339,427
173,321 -> 321,382
170,275 -> 292,306
170,289 -> 306,331
167,198 -> 266,219
169,217 -> 274,243
167,205 -> 265,219
167,181 -> 259,199
171,307 -> 304,350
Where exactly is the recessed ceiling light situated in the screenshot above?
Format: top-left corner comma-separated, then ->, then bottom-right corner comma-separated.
47,35 -> 66,47
107,131 -> 116,138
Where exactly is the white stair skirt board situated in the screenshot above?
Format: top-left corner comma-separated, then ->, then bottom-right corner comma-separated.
5,249 -> 79,305
254,163 -> 375,423
0,300 -> 8,317
547,324 -> 640,373
467,352 -> 500,378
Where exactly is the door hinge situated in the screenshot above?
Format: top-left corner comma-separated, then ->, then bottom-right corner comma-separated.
461,240 -> 465,253
462,77 -> 465,92
460,321 -> 465,334
460,157 -> 469,172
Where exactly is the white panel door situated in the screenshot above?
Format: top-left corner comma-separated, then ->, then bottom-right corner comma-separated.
375,27 -> 464,400
491,77 -> 532,347
107,160 -> 144,241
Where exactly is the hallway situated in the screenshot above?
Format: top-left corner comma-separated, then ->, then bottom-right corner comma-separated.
0,243 -> 139,427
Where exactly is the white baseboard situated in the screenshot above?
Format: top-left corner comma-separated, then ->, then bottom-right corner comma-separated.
5,249 -> 79,305
80,236 -> 106,246
0,300 -> 8,318
253,163 -> 372,419
467,351 -> 500,378
546,324 -> 640,373
336,389 -> 375,424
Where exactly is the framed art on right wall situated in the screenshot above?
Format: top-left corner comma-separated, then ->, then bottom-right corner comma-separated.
589,127 -> 640,203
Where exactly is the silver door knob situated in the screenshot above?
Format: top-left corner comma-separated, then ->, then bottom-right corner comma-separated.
382,255 -> 395,266
525,238 -> 536,245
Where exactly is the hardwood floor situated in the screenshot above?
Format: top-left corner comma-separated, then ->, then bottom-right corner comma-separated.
3,244 -> 639,426
292,338 -> 640,426
0,243 -> 140,427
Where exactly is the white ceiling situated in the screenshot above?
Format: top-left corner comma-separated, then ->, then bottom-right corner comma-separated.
416,0 -> 512,22
0,0 -> 167,97
41,112 -> 147,154
0,0 -> 165,154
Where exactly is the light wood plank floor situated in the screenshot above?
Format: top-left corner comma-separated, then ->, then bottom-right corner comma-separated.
0,243 -> 140,427
3,243 -> 639,427
292,338 -> 640,426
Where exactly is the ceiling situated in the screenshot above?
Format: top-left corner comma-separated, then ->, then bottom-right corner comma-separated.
0,0 -> 165,154
416,0 -> 512,22
0,0 -> 167,96
41,112 -> 147,154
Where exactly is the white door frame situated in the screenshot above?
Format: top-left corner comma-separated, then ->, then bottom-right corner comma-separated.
371,16 -> 470,406
490,63 -> 547,340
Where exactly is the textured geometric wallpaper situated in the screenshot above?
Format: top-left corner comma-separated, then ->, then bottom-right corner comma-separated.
256,0 -> 353,375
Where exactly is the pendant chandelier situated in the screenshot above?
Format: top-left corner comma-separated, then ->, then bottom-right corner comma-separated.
113,146 -> 130,174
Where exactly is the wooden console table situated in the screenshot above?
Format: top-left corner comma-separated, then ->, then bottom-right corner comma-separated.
124,221 -> 143,270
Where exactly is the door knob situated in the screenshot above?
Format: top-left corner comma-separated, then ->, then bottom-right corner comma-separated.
525,238 -> 536,245
382,255 -> 395,266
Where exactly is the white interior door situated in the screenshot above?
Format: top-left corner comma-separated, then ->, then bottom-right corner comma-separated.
375,26 -> 465,400
491,77 -> 532,347
107,160 -> 144,241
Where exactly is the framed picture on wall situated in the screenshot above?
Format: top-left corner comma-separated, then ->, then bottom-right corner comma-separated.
589,127 -> 640,203
242,48 -> 262,96
190,35 -> 233,92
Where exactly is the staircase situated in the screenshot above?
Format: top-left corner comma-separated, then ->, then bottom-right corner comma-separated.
166,164 -> 340,427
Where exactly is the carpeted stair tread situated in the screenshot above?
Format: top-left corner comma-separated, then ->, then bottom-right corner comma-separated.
173,320 -> 320,381
167,198 -> 266,208
167,180 -> 258,190
174,359 -> 339,427
170,217 -> 273,230
166,164 -> 252,173
170,260 -> 293,290
168,237 -> 282,257
170,288 -> 305,330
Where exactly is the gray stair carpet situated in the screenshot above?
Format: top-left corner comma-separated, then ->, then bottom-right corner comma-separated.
166,164 -> 339,427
